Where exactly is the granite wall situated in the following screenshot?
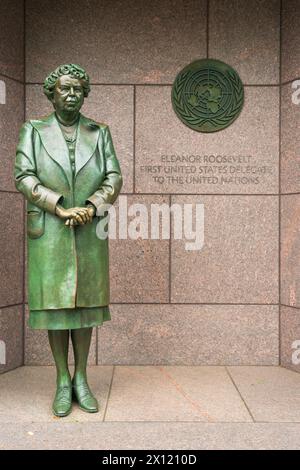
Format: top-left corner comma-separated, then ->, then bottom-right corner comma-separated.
280,0 -> 300,373
22,0 -> 281,366
0,0 -> 24,373
2,0 -> 297,369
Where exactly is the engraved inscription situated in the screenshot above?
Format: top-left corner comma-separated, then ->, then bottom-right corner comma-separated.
140,155 -> 274,186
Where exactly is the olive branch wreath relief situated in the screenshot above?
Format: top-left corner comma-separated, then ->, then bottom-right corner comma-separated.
171,68 -> 244,132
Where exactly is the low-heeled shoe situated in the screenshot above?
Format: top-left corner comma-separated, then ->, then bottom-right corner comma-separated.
72,381 -> 99,413
52,385 -> 72,417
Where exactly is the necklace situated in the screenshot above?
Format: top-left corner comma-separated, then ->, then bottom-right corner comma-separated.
59,122 -> 79,143
63,128 -> 78,143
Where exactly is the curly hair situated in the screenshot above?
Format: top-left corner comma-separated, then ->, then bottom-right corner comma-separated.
43,63 -> 90,100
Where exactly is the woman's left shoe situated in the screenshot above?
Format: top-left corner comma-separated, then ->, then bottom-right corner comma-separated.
72,380 -> 99,413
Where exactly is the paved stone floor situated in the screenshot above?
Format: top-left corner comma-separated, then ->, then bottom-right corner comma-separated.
1,365 -> 300,449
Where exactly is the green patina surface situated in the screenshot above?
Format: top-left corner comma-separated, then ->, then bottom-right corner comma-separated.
172,58 -> 244,133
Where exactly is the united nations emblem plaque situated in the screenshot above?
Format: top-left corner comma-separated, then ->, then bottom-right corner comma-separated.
171,59 -> 244,133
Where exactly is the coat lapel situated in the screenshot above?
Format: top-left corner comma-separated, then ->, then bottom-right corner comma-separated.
31,112 -> 100,188
75,114 -> 100,179
31,112 -> 73,188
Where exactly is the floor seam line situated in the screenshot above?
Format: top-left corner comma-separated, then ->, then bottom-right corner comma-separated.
102,365 -> 115,422
225,366 -> 256,423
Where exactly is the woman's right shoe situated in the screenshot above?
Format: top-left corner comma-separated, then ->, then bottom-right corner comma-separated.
52,385 -> 72,417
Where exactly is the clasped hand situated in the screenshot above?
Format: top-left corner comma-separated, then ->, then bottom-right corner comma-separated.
55,204 -> 95,226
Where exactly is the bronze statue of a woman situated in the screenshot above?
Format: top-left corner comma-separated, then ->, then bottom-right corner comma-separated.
14,64 -> 123,417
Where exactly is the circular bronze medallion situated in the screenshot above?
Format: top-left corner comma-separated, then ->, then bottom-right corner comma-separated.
171,59 -> 244,133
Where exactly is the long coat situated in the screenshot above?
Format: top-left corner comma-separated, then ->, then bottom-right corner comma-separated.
14,112 -> 123,310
